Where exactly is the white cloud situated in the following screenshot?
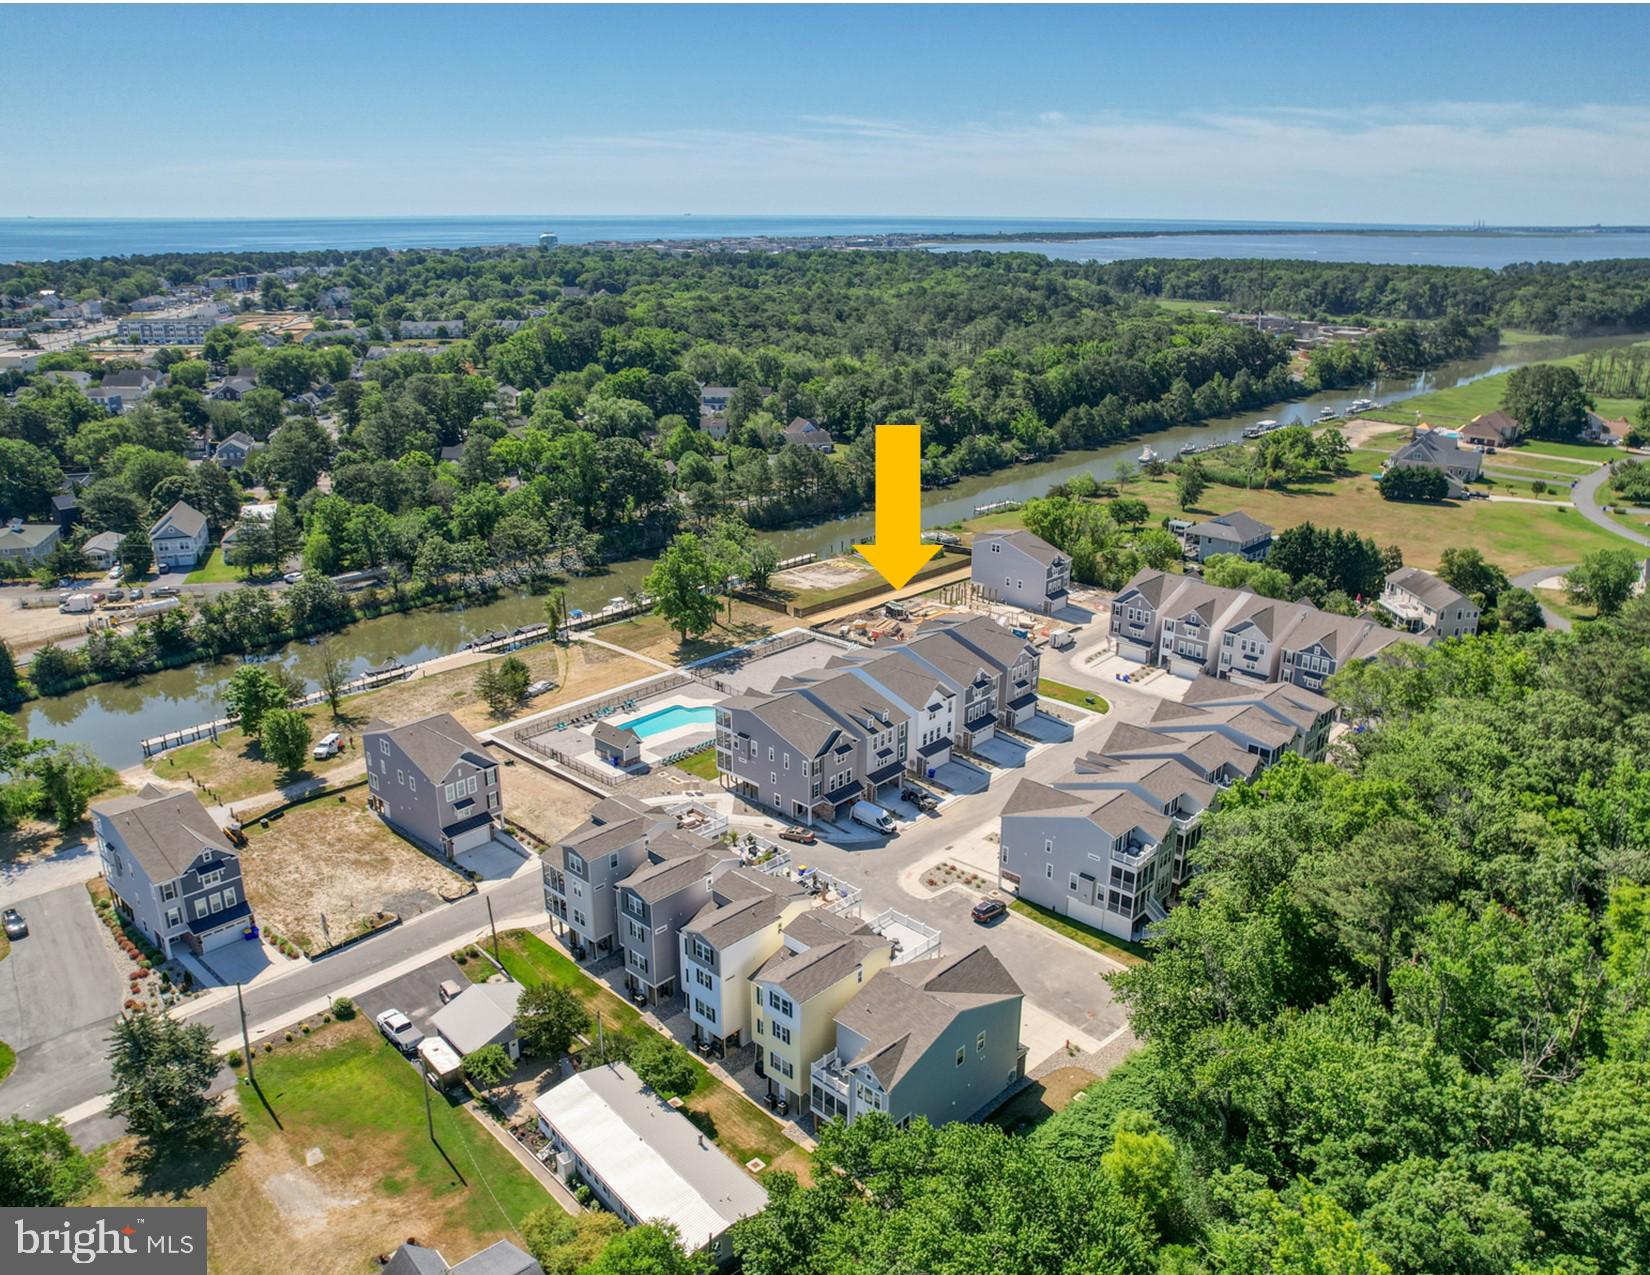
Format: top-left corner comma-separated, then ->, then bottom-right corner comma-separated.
19,102 -> 1650,220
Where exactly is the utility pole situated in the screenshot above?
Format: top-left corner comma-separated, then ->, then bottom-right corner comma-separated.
486,897 -> 500,963
421,1056 -> 433,1141
236,982 -> 255,1086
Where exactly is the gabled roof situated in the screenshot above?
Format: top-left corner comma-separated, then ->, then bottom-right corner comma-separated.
837,945 -> 1021,1090
557,793 -> 669,857
592,721 -> 640,750
683,868 -> 809,949
753,913 -> 882,1002
149,500 -> 207,540
1385,566 -> 1470,611
1001,778 -> 1090,816
1185,510 -> 1273,544
369,712 -> 491,782
622,848 -> 726,904
92,784 -> 234,881
917,613 -> 1036,669
428,980 -> 522,1056
976,529 -> 1064,566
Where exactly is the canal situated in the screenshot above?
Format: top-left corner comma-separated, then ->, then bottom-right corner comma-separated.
14,331 -> 1638,769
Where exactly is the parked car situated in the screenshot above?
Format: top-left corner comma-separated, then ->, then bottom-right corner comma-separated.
438,979 -> 464,1004
312,731 -> 342,760
525,679 -> 555,698
2,908 -> 27,940
971,898 -> 1008,925
128,587 -> 144,600
778,826 -> 816,845
107,564 -> 123,581
901,787 -> 939,813
283,571 -> 304,583
106,588 -> 125,601
156,563 -> 169,575
374,1008 -> 421,1055
152,585 -> 179,598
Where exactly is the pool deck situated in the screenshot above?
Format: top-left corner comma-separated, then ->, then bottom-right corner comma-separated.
519,682 -> 722,777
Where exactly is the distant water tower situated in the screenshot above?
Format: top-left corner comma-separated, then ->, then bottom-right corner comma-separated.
539,232 -> 559,249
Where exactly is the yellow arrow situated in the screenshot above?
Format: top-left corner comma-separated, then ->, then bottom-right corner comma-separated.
855,422 -> 941,589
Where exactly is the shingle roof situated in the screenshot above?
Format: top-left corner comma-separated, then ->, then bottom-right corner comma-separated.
593,721 -> 640,750
370,712 -> 490,783
428,981 -> 522,1056
683,869 -> 809,948
976,529 -> 1064,566
1001,778 -> 1090,816
1385,566 -> 1469,612
449,1240 -> 543,1275
1185,511 -> 1273,544
753,928 -> 881,1003
837,946 -> 1021,1090
149,500 -> 207,539
92,785 -> 234,881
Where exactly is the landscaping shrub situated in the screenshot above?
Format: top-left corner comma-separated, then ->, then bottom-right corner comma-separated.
331,996 -> 356,1020
227,1050 -> 243,1068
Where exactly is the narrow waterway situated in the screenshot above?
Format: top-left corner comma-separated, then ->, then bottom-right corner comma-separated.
14,331 -> 1639,768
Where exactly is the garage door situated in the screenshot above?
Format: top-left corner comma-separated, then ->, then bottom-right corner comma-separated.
201,921 -> 248,952
1168,657 -> 1202,679
1117,643 -> 1149,664
450,822 -> 495,854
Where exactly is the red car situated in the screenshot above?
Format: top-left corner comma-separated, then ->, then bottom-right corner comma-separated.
971,898 -> 1008,925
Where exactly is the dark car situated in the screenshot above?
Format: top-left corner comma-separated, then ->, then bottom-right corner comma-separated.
2,908 -> 27,940
971,898 -> 1008,925
902,787 -> 940,813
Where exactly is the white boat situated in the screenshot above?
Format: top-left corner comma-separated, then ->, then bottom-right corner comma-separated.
1138,446 -> 1159,463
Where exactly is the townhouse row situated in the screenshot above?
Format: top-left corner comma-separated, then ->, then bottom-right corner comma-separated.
714,615 -> 1040,825
541,793 -> 1026,1130
1001,676 -> 1335,941
1109,567 -> 1426,689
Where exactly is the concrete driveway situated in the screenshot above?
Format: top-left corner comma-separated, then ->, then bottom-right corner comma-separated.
0,839 -> 102,909
1021,711 -> 1076,743
0,882 -> 127,1120
973,735 -> 1031,768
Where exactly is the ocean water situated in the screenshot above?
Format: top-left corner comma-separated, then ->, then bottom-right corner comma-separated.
0,213 -> 1566,265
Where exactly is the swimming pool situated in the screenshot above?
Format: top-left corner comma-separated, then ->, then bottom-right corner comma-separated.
619,704 -> 716,739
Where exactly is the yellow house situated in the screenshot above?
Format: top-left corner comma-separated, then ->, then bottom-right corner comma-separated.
750,911 -> 893,1112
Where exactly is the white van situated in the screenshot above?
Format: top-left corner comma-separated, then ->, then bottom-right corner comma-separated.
851,801 -> 896,835
312,731 -> 342,760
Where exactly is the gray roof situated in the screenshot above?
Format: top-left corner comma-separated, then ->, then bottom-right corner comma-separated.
149,500 -> 207,540
428,980 -> 522,1056
977,529 -> 1064,566
1001,778 -> 1090,816
384,1244 -> 452,1275
1385,566 -> 1469,611
450,1241 -> 543,1275
838,945 -> 1021,1090
92,785 -> 234,881
1185,511 -> 1272,544
754,914 -> 882,1002
0,523 -> 59,551
593,721 -> 640,750
916,613 -> 1036,670
218,430 -> 256,451
623,848 -> 726,904
370,712 -> 490,782
1391,429 -> 1480,472
82,530 -> 123,555
683,870 -> 809,949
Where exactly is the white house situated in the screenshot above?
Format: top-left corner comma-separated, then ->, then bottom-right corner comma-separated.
971,530 -> 1071,615
1379,567 -> 1480,638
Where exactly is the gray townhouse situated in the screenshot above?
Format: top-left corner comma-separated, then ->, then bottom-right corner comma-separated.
810,945 -> 1025,1130
971,529 -> 1072,615
1109,568 -> 1409,686
1000,675 -> 1335,938
92,785 -> 255,960
1379,567 -> 1481,638
679,867 -> 813,1052
212,430 -> 260,469
899,629 -> 1001,752
916,614 -> 1041,728
614,828 -> 734,1004
1182,511 -> 1274,563
821,647 -> 959,777
364,713 -> 502,859
543,793 -> 674,956
716,667 -> 908,825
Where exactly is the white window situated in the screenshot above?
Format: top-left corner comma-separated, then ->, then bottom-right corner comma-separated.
158,881 -> 178,902
199,868 -> 223,887
976,1031 -> 987,1052
444,782 -> 455,800
1045,863 -> 1053,879
224,886 -> 238,908
408,776 -> 416,794
194,897 -> 209,919
397,769 -> 404,785
379,739 -> 388,756
955,1046 -> 965,1067
209,891 -> 223,912
164,907 -> 182,928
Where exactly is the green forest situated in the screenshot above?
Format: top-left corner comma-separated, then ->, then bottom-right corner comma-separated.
731,602 -> 1650,1274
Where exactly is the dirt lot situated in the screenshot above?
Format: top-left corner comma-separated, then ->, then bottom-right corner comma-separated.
238,786 -> 470,953
492,753 -> 596,845
592,601 -> 780,665
772,558 -> 875,592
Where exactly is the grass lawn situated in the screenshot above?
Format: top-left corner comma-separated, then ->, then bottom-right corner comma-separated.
1010,898 -> 1151,967
0,1038 -> 14,1084
1537,587 -> 1602,625
451,944 -> 496,984
673,746 -> 720,780
88,1019 -> 549,1275
767,551 -> 963,612
594,603 -> 776,665
1508,440 -> 1616,464
150,709 -> 362,805
239,786 -> 471,953
972,469 -> 1638,577
493,930 -> 810,1181
183,547 -> 255,585
1037,679 -> 1109,713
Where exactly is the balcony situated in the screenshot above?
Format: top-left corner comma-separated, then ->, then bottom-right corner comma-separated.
810,1049 -> 852,1110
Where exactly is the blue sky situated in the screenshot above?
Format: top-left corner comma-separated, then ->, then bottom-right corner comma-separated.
3,4 -> 1648,222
